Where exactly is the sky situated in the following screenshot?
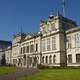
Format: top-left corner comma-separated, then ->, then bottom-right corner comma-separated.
0,0 -> 80,41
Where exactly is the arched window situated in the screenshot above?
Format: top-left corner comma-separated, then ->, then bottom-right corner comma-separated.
49,55 -> 52,64
68,54 -> 72,63
45,56 -> 48,64
34,57 -> 37,64
37,56 -> 39,63
42,56 -> 44,64
33,57 -> 37,67
53,55 -> 56,63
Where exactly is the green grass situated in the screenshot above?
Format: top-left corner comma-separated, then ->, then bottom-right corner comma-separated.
0,66 -> 17,74
18,68 -> 80,80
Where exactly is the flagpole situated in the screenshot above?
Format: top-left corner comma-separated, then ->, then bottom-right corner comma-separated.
62,0 -> 65,17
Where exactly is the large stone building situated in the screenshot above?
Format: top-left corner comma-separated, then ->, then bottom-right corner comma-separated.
11,14 -> 80,68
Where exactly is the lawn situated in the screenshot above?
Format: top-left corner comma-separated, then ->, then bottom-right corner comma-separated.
0,66 -> 17,74
18,68 -> 80,80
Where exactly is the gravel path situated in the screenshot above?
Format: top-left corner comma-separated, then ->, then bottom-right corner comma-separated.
0,68 -> 39,80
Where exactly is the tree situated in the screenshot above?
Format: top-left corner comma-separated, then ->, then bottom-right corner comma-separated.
1,54 -> 6,65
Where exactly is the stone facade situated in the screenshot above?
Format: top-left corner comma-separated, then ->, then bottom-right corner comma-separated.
11,15 -> 80,67
66,27 -> 80,66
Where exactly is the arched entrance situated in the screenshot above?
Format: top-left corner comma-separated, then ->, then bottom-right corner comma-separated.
32,56 -> 38,68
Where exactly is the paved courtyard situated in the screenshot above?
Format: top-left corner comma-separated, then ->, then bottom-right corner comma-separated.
0,68 -> 38,80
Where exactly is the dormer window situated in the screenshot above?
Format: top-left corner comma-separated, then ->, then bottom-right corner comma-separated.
46,23 -> 51,32
46,26 -> 49,32
43,27 -> 46,33
51,23 -> 56,31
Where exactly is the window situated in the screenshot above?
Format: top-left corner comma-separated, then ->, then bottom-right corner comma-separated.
46,26 -> 49,32
68,54 -> 72,63
23,55 -> 26,65
30,45 -> 34,52
75,34 -> 80,47
29,57 -> 32,66
45,56 -> 48,64
76,54 -> 80,63
42,56 -> 44,64
67,36 -> 71,49
53,55 -> 56,63
46,24 -> 50,32
42,39 -> 46,52
51,23 -> 56,31
33,57 -> 37,66
49,55 -> 52,64
23,47 -> 25,53
26,46 -> 29,53
42,27 -> 46,33
52,37 -> 56,50
47,38 -> 50,51
13,59 -> 17,65
36,44 -> 38,51
21,48 -> 22,54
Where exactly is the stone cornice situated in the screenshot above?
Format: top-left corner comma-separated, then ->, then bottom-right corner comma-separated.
42,50 -> 66,54
42,31 -> 64,38
66,27 -> 80,34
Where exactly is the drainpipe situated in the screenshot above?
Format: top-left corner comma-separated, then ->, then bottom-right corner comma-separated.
40,33 -> 42,66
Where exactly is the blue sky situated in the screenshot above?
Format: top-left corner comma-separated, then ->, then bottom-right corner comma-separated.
0,0 -> 80,41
